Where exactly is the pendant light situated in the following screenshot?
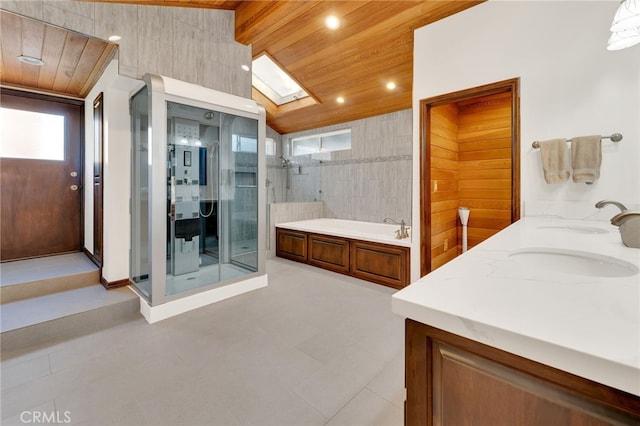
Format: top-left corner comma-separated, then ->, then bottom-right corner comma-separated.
608,0 -> 640,50
610,0 -> 640,32
608,27 -> 640,50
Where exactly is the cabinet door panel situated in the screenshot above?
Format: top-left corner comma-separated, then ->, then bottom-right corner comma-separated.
351,241 -> 409,289
405,320 -> 640,426
308,234 -> 349,273
276,228 -> 307,262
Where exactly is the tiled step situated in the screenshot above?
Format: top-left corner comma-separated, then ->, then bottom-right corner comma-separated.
1,253 -> 100,303
0,285 -> 140,357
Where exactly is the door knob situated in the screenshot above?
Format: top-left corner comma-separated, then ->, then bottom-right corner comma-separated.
70,171 -> 78,177
70,184 -> 79,191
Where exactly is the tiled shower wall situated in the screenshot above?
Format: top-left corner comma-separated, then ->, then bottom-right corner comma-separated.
1,0 -> 251,98
271,109 -> 413,225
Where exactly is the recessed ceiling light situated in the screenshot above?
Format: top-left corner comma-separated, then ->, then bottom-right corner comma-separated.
336,96 -> 345,104
17,55 -> 45,66
241,64 -> 250,72
386,82 -> 397,90
325,15 -> 340,30
108,35 -> 122,42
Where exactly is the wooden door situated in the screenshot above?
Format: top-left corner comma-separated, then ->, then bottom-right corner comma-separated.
0,90 -> 83,261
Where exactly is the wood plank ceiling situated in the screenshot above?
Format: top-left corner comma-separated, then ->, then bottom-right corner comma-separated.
0,10 -> 118,99
233,1 -> 482,134
1,1 -> 483,134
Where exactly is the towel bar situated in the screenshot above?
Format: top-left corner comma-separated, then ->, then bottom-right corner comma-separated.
532,133 -> 623,149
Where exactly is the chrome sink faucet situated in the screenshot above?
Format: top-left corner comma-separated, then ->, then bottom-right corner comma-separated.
383,218 -> 410,239
595,200 -> 628,212
595,200 -> 639,248
610,211 -> 640,249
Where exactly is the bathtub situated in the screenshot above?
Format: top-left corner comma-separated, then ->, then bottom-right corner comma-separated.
275,218 -> 411,288
276,218 -> 412,247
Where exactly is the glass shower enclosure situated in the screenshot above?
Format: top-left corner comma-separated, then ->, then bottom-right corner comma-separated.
130,74 -> 266,320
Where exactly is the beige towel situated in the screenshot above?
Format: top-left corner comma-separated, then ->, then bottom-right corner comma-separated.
538,139 -> 569,184
571,135 -> 602,183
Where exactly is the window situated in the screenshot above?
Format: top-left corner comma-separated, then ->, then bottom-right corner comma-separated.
265,137 -> 276,156
291,129 -> 351,156
252,54 -> 309,106
232,134 -> 257,153
0,107 -> 65,160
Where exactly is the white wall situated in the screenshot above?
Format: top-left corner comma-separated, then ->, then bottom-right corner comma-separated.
1,0 -> 251,97
411,0 -> 640,281
84,60 -> 141,283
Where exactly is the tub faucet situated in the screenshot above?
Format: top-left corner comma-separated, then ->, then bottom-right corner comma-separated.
595,200 -> 628,212
383,218 -> 410,239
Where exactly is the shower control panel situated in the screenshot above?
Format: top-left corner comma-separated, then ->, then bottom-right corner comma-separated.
170,123 -> 202,276
173,117 -> 200,145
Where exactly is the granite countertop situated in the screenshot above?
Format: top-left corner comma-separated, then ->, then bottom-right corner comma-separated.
391,216 -> 640,396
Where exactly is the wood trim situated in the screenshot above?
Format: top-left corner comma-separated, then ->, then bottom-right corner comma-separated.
420,78 -> 520,277
419,97 -> 431,277
100,276 -> 130,290
83,247 -> 101,268
92,92 -> 104,267
405,319 -> 640,425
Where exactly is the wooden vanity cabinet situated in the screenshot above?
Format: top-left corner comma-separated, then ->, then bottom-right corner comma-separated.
405,319 -> 640,426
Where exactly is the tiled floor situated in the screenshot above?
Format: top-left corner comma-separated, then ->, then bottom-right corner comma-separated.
1,258 -> 405,426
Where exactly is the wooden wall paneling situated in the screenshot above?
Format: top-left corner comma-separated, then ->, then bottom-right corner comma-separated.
456,91 -> 512,251
429,103 -> 458,270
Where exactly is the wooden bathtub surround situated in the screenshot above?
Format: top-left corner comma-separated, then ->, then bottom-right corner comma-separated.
421,78 -> 521,275
276,228 -> 410,289
405,320 -> 640,425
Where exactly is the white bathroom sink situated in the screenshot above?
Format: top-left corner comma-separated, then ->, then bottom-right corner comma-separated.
536,225 -> 608,234
509,247 -> 639,278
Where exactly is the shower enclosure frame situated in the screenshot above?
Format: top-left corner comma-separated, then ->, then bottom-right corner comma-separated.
130,74 -> 267,316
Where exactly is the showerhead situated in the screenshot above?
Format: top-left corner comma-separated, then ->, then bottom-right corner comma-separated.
279,155 -> 290,168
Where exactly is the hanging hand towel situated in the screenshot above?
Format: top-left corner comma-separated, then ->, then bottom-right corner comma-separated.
538,139 -> 569,184
571,135 -> 602,183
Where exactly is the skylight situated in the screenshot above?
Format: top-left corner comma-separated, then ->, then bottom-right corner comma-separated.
252,54 -> 309,106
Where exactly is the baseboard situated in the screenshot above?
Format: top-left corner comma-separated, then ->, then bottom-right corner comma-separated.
139,273 -> 268,324
101,276 -> 130,290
